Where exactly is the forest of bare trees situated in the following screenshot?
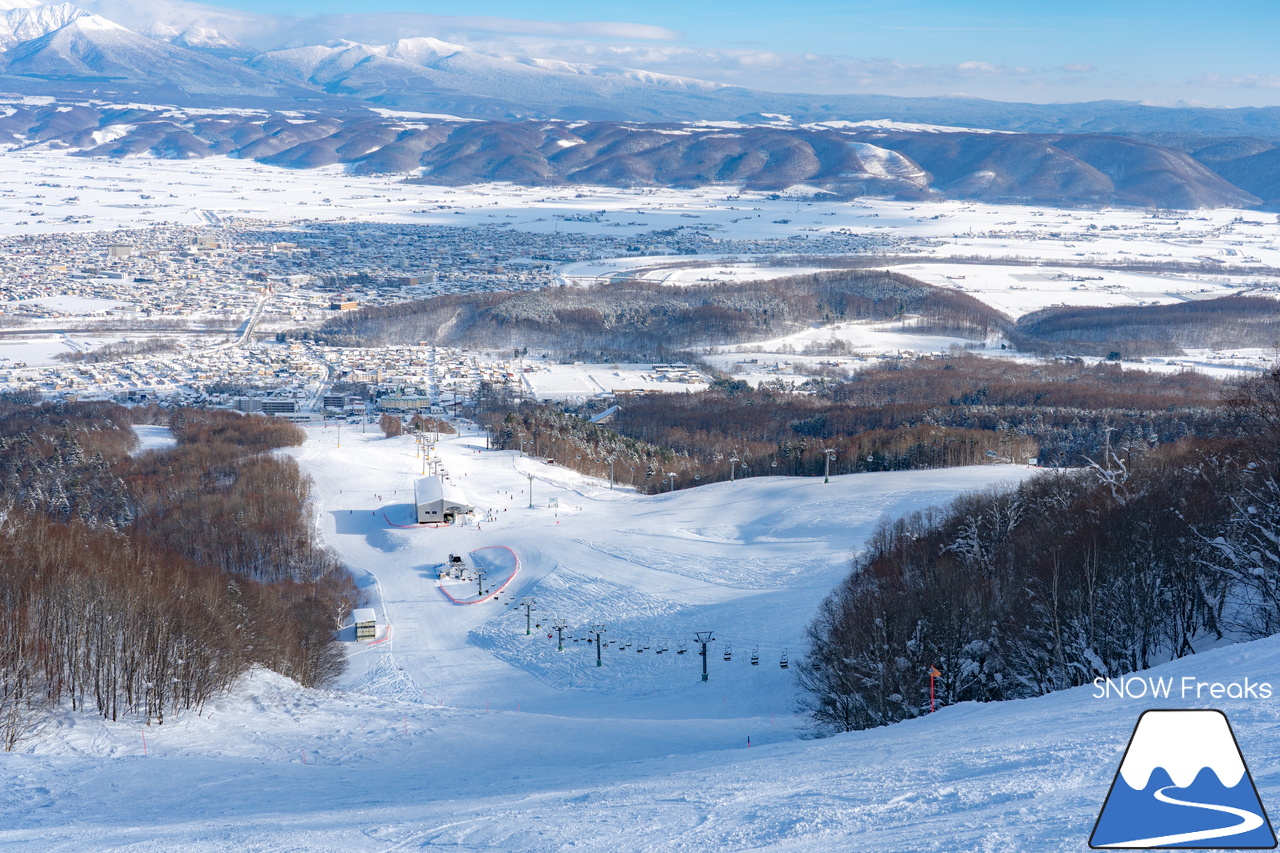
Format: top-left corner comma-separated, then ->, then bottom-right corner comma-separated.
797,366 -> 1280,735
478,354 -> 1234,492
308,269 -> 1008,357
53,337 -> 178,364
307,266 -> 1280,364
1009,294 -> 1280,357
484,404 -> 1036,493
0,401 -> 356,749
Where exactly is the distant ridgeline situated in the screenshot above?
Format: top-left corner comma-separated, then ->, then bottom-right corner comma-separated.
2,102 -> 1278,208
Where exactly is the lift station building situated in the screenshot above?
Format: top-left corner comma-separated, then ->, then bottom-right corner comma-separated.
414,475 -> 474,524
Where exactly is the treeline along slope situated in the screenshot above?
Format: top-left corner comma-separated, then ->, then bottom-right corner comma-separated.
0,401 -> 356,748
798,368 -> 1280,734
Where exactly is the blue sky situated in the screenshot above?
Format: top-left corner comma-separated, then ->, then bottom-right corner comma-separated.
93,0 -> 1280,105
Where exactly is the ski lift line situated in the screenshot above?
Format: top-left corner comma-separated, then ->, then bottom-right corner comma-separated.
511,608 -> 805,657
524,625 -> 802,654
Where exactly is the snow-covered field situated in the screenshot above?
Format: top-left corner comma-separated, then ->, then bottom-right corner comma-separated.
7,426 -> 1280,850
0,330 -> 180,368
522,362 -> 708,400
3,148 -> 1279,268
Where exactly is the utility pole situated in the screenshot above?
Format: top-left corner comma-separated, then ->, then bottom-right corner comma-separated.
553,618 -> 567,651
695,631 -> 715,682
823,448 -> 836,484
528,473 -> 534,509
607,456 -> 615,490
521,597 -> 536,635
592,624 -> 606,667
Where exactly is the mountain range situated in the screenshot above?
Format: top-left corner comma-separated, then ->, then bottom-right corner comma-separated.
1,0 -> 1279,209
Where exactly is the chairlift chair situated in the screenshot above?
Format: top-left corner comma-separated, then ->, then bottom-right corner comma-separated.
751,646 -> 760,666
677,641 -> 688,655
724,642 -> 732,662
780,649 -> 789,669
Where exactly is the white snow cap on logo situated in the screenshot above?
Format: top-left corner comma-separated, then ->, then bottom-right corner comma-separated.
1119,710 -> 1246,790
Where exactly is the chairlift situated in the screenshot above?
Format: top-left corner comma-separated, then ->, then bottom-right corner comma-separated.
676,641 -> 688,655
724,642 -> 732,662
751,646 -> 759,666
656,641 -> 668,654
780,649 -> 789,670
812,658 -> 822,672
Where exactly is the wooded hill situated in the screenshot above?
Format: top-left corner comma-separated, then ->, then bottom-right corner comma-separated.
310,269 -> 1008,357
1009,294 -> 1280,357
0,401 -> 355,748
310,269 -> 1280,362
796,367 -> 1280,735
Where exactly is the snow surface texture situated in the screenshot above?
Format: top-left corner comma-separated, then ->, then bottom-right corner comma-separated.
6,426 -> 1280,851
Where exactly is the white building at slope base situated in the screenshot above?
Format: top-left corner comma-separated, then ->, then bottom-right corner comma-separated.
414,475 -> 474,524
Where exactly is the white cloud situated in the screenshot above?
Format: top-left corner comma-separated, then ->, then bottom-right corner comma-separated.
76,0 -> 681,49
1191,72 -> 1280,90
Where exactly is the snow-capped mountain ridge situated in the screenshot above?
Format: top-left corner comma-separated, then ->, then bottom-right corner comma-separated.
142,20 -> 249,53
0,1 -> 85,49
0,0 -> 1278,138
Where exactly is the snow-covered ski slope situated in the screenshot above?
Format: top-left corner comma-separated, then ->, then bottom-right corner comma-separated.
6,425 -> 1280,851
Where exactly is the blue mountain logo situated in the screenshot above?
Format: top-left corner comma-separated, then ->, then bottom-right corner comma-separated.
1091,709 -> 1276,849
